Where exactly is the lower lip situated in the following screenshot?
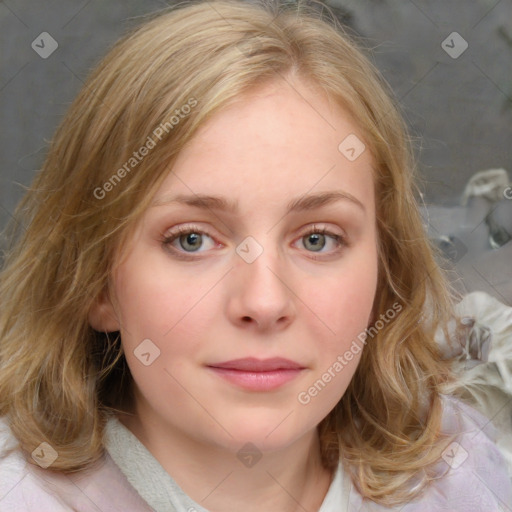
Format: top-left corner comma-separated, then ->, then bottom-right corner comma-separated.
207,367 -> 303,391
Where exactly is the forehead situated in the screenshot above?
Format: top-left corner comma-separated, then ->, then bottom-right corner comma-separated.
153,78 -> 375,217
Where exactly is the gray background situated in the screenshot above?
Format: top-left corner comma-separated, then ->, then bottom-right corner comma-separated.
1,0 -> 511,302
328,0 -> 512,203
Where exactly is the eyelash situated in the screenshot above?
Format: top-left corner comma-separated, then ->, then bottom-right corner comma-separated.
161,224 -> 347,261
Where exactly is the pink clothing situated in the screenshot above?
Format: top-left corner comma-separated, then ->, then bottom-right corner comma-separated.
0,395 -> 511,511
0,434 -> 153,512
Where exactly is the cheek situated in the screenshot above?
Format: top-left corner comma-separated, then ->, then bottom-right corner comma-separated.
112,257 -> 224,391
307,258 -> 378,346
112,256 -> 214,342
295,264 -> 377,411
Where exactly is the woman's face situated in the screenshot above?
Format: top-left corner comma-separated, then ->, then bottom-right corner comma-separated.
93,78 -> 379,454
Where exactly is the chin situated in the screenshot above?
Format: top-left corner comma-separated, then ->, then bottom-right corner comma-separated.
205,412 -> 314,454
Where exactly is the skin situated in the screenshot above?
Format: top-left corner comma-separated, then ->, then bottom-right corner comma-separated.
89,75 -> 379,512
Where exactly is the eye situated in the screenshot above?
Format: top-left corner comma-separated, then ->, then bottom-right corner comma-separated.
162,225 -> 218,255
161,223 -> 347,260
295,225 -> 346,256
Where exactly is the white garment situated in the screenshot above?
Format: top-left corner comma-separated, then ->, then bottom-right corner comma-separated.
1,394 -> 511,511
103,415 -> 352,512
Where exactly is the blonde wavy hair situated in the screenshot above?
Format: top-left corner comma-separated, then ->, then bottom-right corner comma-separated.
0,0 -> 461,506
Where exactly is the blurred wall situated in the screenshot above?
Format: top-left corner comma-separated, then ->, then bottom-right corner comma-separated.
326,0 -> 512,203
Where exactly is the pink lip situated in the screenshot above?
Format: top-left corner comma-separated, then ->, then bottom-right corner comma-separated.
207,357 -> 305,391
209,357 -> 303,371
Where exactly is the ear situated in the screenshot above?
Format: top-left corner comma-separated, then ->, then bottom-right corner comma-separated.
88,288 -> 121,332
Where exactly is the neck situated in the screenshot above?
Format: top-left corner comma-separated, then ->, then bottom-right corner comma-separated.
118,407 -> 334,512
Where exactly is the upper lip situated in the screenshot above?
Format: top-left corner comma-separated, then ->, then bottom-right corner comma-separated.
208,357 -> 304,372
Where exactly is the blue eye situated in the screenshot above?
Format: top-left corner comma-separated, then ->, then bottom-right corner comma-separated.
176,232 -> 203,252
162,226 -> 216,254
303,232 -> 327,251
299,227 -> 345,254
161,224 -> 347,261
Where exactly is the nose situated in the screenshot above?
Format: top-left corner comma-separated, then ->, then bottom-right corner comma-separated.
225,240 -> 296,332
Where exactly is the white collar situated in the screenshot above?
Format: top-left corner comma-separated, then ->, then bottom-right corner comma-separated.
104,416 -> 351,512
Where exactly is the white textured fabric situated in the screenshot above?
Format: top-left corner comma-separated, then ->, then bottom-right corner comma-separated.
103,396 -> 512,511
1,394 -> 512,510
0,416 -> 154,512
460,168 -> 510,205
104,417 -> 210,512
437,291 -> 512,479
104,415 -> 351,512
318,458 -> 351,511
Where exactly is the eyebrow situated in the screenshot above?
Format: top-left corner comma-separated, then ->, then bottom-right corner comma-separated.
151,190 -> 366,214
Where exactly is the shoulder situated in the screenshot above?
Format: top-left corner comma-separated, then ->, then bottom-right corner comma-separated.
0,416 -> 73,511
346,395 -> 512,511
0,415 -> 154,512
404,395 -> 511,511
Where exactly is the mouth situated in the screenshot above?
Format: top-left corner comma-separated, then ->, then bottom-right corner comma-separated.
208,357 -> 304,372
206,357 -> 306,391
